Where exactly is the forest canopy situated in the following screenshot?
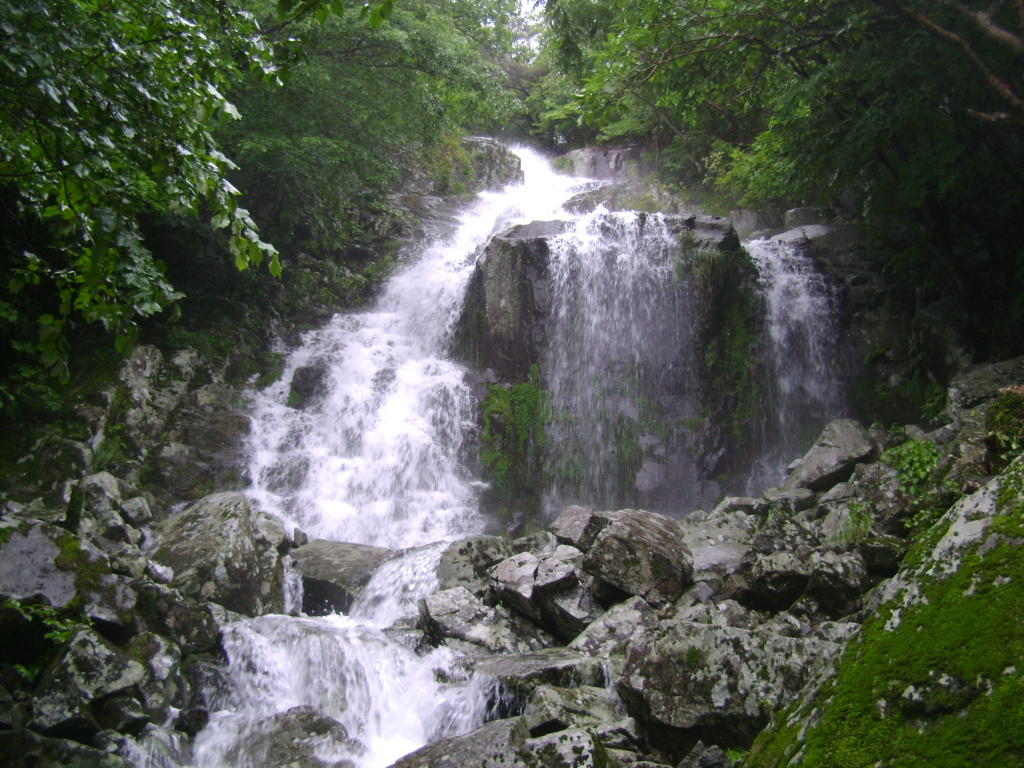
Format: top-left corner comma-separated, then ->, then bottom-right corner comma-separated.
3,0 -> 1024,415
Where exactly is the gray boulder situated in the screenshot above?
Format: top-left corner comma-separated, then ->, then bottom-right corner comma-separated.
150,492 -> 289,616
523,684 -> 625,736
289,539 -> 392,615
581,509 -> 693,608
419,586 -> 550,655
568,596 -> 660,658
521,727 -> 612,768
782,419 -> 877,492
732,513 -> 867,617
468,648 -> 607,704
388,716 -> 529,768
677,508 -> 757,577
29,626 -> 147,739
437,534 -> 513,599
0,520 -> 84,608
616,620 -> 843,746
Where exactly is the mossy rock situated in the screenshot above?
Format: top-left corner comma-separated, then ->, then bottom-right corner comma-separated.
745,459 -> 1024,767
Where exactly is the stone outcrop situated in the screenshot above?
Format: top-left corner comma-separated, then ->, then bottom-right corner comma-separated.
782,418 -> 877,492
288,539 -> 391,615
150,492 -> 290,617
744,457 -> 1024,767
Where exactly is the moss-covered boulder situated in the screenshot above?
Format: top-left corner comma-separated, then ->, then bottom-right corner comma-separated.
745,457 -> 1024,767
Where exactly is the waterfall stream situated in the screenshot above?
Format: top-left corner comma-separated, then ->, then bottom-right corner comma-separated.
136,150 -> 846,768
173,150 -> 599,768
745,237 -> 844,491
541,210 -> 702,512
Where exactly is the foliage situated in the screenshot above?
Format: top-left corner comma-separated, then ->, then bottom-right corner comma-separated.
882,438 -> 942,498
3,598 -> 78,646
538,0 -> 1024,334
832,503 -> 873,547
985,386 -> 1024,471
0,0 -> 284,377
481,365 -> 548,491
219,0 -> 523,261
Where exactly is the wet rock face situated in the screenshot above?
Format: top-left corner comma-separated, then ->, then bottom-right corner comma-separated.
225,705 -> 363,768
289,540 -> 391,615
150,492 -> 289,617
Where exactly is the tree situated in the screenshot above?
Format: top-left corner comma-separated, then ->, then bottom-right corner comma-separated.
0,0 -> 286,376
216,0 -> 523,262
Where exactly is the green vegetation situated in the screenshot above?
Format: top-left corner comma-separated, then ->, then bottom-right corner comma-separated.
0,0 -> 528,421
536,0 -> 1024,356
985,385 -> 1024,470
481,365 -> 548,501
882,439 -> 942,498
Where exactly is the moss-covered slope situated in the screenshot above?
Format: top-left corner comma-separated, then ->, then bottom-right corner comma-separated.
745,459 -> 1024,767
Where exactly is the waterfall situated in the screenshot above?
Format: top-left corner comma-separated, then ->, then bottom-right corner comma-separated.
541,210 -> 704,512
745,237 -> 844,491
170,149 -> 598,768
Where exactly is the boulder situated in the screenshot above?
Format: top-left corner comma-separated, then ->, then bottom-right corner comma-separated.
491,552 -> 542,621
0,728 -> 131,768
678,741 -> 733,768
522,684 -> 625,737
0,521 -> 84,609
467,648 -> 608,706
288,362 -> 331,411
224,706 -> 362,768
616,620 -> 843,748
462,136 -> 525,191
522,727 -> 612,768
721,502 -> 869,618
419,586 -> 549,655
29,626 -> 147,739
131,582 -> 220,654
437,535 -> 513,599
568,596 -> 660,658
782,419 -> 876,492
388,716 -> 529,768
677,508 -> 757,577
289,540 -> 392,615
581,509 -> 693,608
150,492 -> 289,616
561,146 -> 638,179
550,506 -> 610,551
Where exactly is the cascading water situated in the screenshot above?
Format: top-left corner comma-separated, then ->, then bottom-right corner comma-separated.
152,149 -> 602,768
745,237 -> 844,491
542,211 -> 705,512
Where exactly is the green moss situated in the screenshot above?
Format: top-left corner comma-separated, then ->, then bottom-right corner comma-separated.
748,487 -> 1024,767
53,530 -> 110,596
480,365 -> 548,516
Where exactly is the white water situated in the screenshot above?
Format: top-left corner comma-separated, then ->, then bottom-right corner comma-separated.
246,149 -> 596,549
745,237 -> 843,490
542,210 -> 698,511
164,149 -> 600,768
